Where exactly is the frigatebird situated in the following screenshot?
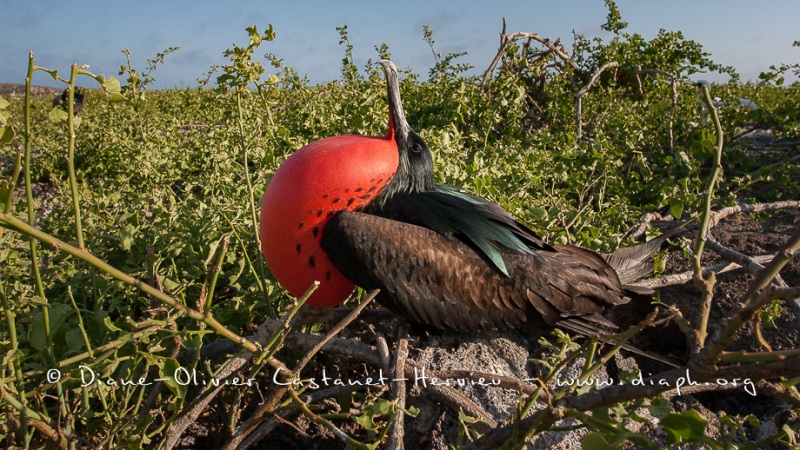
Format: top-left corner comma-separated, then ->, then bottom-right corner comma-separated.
260,60 -> 675,343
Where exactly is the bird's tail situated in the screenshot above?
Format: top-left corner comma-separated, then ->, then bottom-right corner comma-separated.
555,224 -> 688,368
560,318 -> 680,368
600,225 -> 686,287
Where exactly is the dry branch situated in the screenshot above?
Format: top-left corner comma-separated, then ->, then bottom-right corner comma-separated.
633,255 -> 776,289
227,291 -> 378,450
386,324 -> 409,450
575,61 -> 619,140
481,17 -> 578,88
624,212 -> 668,242
708,200 -> 800,229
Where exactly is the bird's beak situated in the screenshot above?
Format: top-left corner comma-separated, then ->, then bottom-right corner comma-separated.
379,60 -> 411,144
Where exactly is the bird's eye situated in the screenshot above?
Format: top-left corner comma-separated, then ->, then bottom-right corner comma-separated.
411,143 -> 422,153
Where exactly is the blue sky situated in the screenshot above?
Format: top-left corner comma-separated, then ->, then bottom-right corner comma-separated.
2,0 -> 798,89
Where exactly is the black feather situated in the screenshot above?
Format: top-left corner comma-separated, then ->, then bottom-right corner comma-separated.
321,211 -> 627,332
601,224 -> 687,285
363,183 -> 553,277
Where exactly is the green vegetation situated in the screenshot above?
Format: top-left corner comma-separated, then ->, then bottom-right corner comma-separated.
1,2 -> 799,448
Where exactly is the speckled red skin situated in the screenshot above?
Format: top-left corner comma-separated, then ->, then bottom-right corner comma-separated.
260,133 -> 399,307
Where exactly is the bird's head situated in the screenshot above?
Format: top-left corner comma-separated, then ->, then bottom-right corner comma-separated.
374,60 -> 434,205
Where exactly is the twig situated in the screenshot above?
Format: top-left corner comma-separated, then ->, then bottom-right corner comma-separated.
431,370 -> 537,395
739,246 -> 799,325
2,146 -> 22,215
635,255 -> 780,290
481,18 -> 578,88
755,380 -> 800,409
22,52 -> 74,444
624,212 -> 666,242
386,323 -> 409,450
146,244 -> 164,309
693,82 -> 725,352
287,388 -> 372,449
294,306 -> 395,327
294,290 -> 379,374
575,61 -> 619,140
632,67 -> 678,154
405,361 -> 497,429
1,390 -> 68,449
707,236 -> 785,283
66,65 -> 85,250
708,200 -> 800,229
229,290 -> 378,450
234,92 -> 275,319
376,331 -> 391,371
198,234 -> 231,313
721,347 -> 800,364
482,18 -> 508,87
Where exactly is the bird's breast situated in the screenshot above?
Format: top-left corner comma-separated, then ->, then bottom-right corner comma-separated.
260,134 -> 399,307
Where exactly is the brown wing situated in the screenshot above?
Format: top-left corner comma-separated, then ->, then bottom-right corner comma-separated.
321,211 -> 629,332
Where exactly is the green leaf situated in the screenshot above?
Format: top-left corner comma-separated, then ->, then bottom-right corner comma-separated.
162,278 -> 180,292
647,398 -> 672,418
0,96 -> 9,109
29,303 -> 73,351
159,357 -> 187,397
0,180 -> 9,210
669,200 -> 683,219
49,108 -> 68,123
404,405 -> 420,418
103,76 -> 122,94
783,423 -> 797,445
65,327 -> 86,351
0,125 -> 13,144
182,335 -> 204,350
353,413 -> 379,431
120,223 -> 136,251
458,409 -> 482,424
530,207 -> 547,219
582,432 -> 618,450
354,399 -> 394,431
363,398 -> 393,416
661,410 -> 709,444
103,315 -> 122,332
107,92 -> 126,103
